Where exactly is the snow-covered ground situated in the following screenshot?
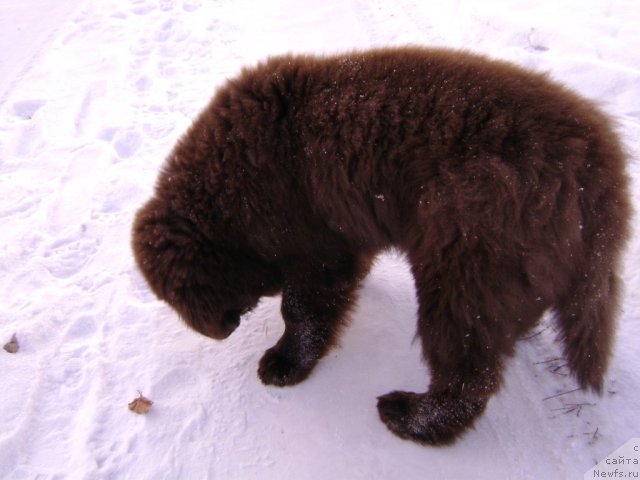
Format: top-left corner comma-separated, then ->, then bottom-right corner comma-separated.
1,0 -> 639,478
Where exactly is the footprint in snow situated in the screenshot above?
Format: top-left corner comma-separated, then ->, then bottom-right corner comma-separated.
13,99 -> 46,119
131,2 -> 156,15
154,19 -> 190,44
154,19 -> 176,42
112,129 -> 142,159
134,75 -> 153,92
43,235 -> 101,279
159,0 -> 176,12
183,0 -> 201,12
130,42 -> 154,59
64,313 -> 99,340
97,127 -> 118,142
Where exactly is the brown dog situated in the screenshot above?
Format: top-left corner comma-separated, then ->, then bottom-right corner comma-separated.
132,47 -> 630,445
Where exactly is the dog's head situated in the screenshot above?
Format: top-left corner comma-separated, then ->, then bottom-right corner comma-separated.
132,198 -> 282,340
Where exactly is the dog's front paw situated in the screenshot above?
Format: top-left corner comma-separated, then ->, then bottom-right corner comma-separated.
258,347 -> 313,387
377,391 -> 486,445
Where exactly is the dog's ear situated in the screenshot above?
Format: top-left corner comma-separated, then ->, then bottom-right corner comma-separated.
132,197 -> 210,300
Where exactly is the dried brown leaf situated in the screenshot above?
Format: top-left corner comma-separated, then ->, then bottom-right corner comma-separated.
3,334 -> 18,354
128,392 -> 153,414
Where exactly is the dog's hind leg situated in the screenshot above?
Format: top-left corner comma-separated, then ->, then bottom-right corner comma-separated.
378,242 -> 545,445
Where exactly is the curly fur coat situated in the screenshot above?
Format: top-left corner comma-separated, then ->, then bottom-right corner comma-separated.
132,47 -> 630,445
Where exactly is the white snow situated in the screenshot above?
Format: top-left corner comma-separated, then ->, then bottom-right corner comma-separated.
1,0 -> 639,478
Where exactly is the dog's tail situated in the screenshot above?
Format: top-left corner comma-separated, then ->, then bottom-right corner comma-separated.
555,129 -> 630,394
556,261 -> 621,394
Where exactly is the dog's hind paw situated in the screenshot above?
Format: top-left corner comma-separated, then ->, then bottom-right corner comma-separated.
377,391 -> 486,445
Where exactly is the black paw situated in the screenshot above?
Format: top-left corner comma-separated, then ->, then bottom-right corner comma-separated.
377,391 -> 486,446
257,348 -> 313,387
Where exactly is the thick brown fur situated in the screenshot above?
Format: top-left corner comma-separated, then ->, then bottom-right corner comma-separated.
132,47 -> 631,445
